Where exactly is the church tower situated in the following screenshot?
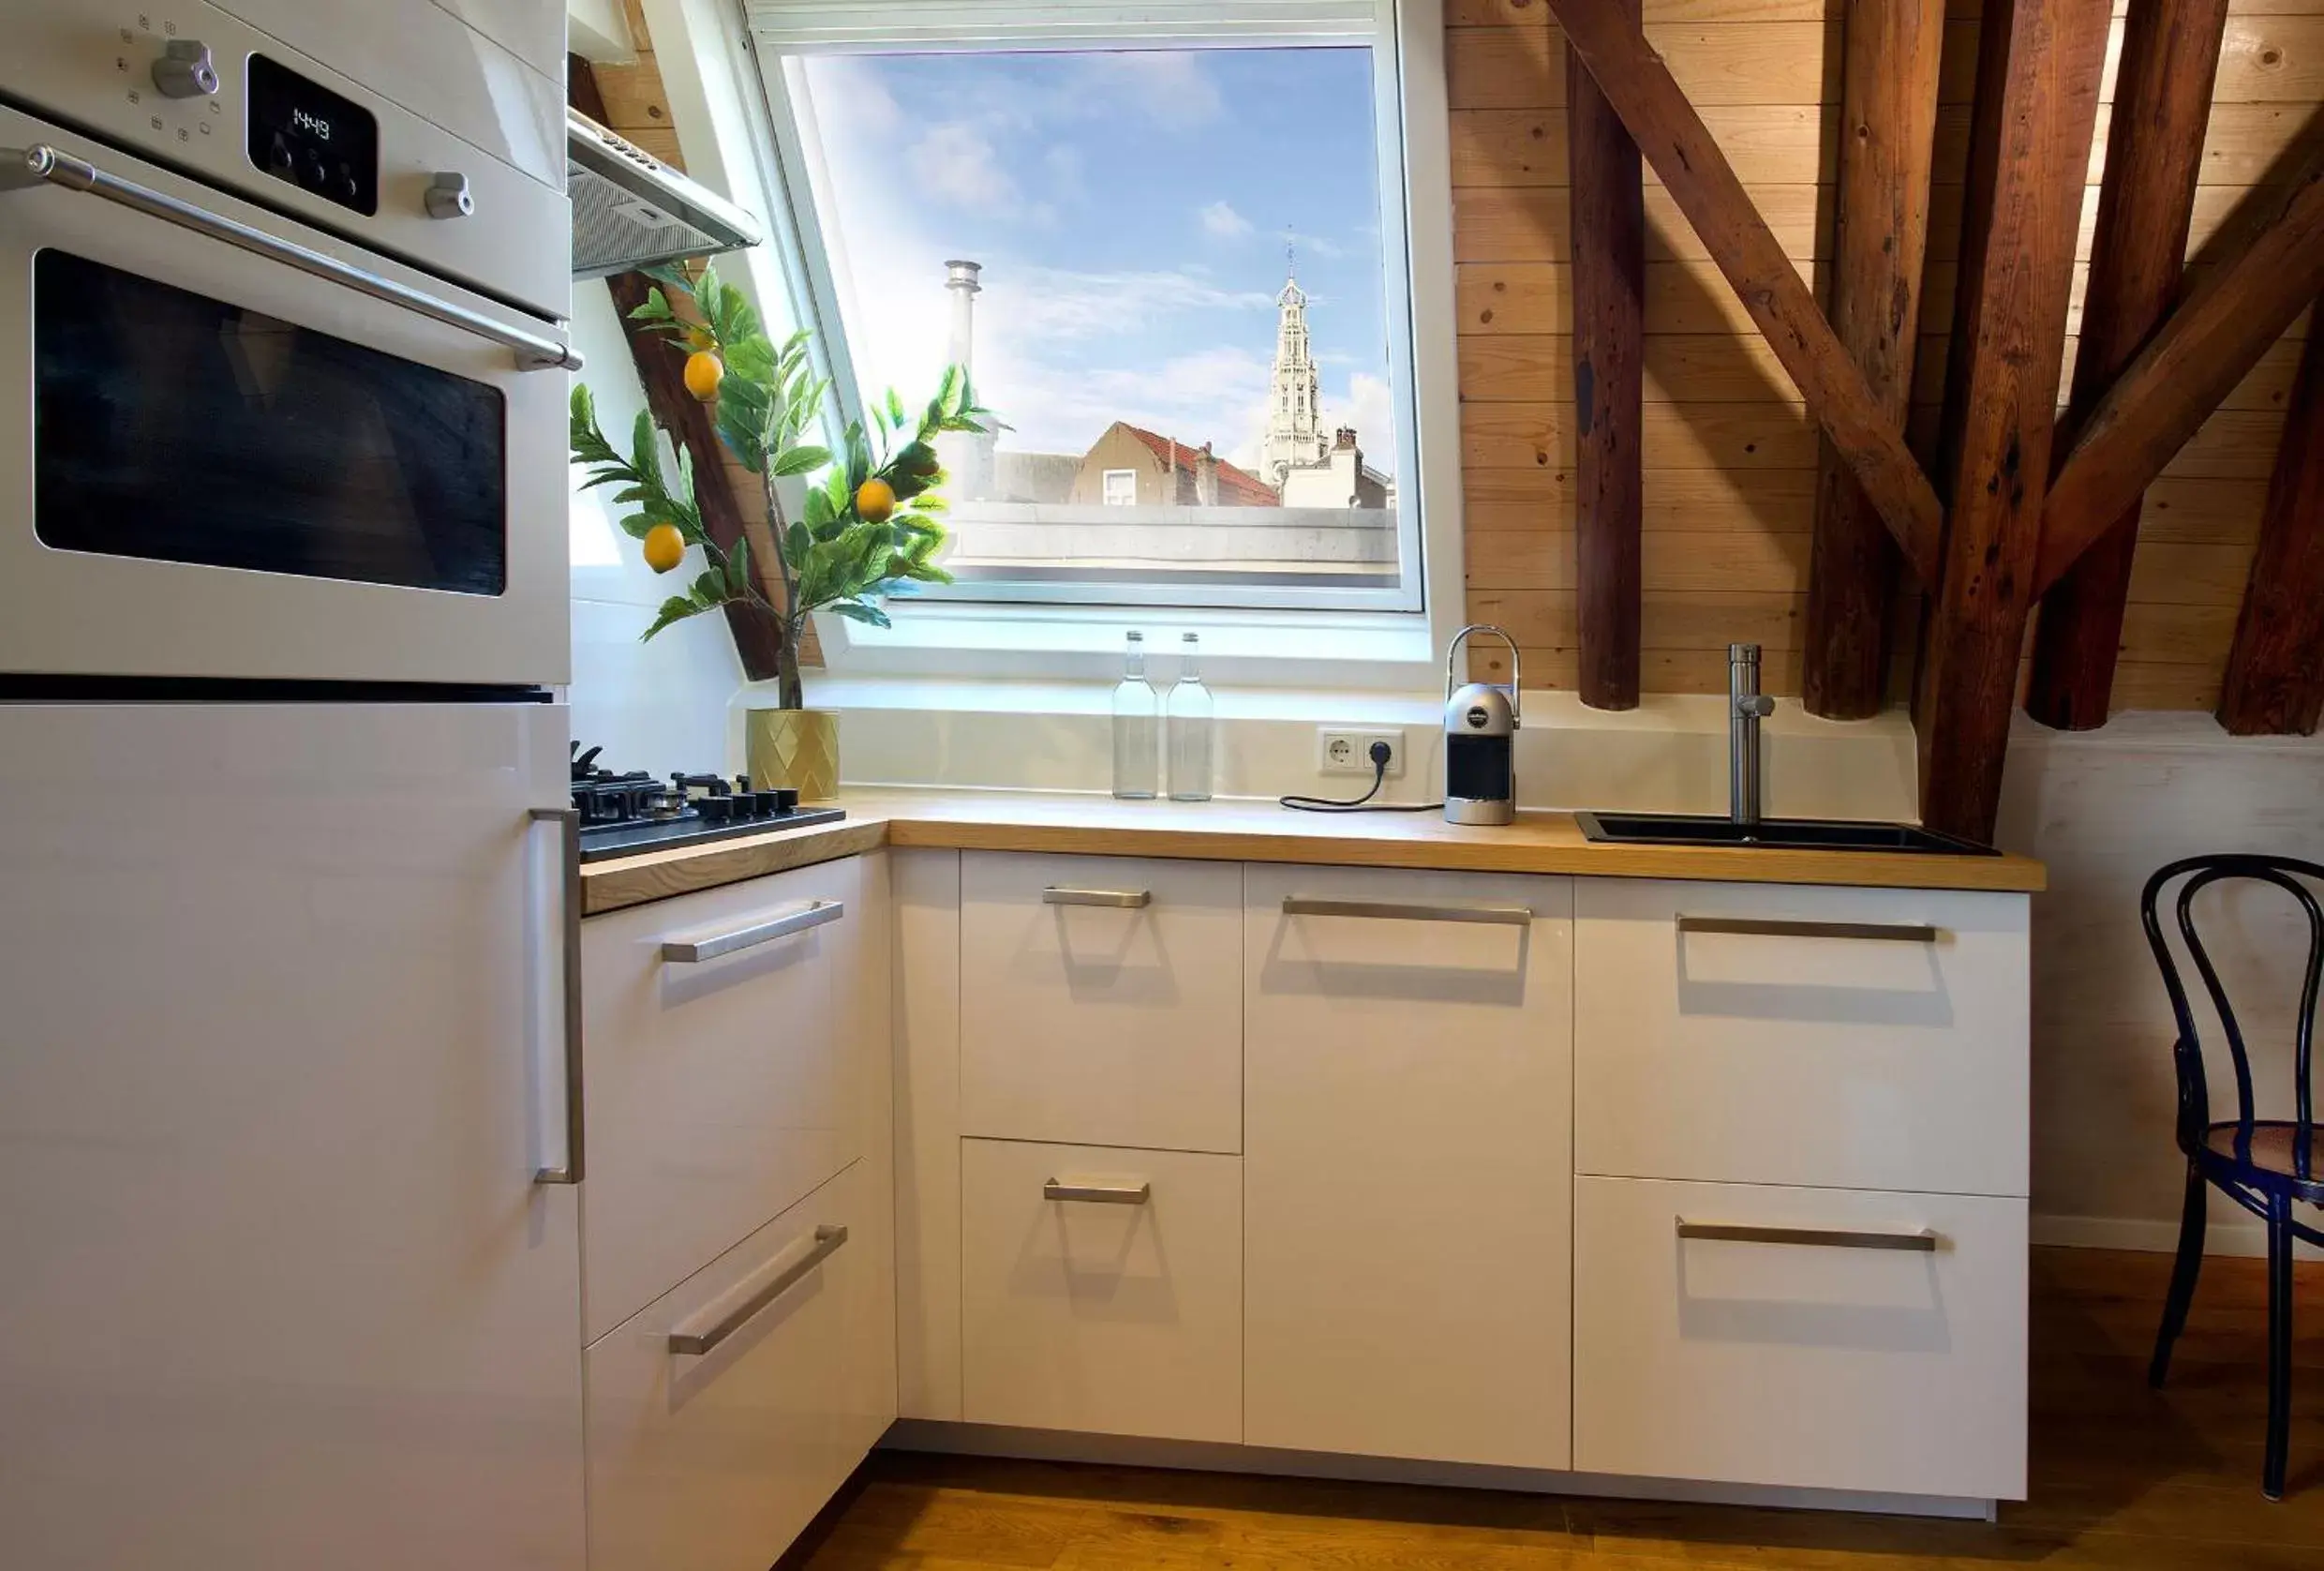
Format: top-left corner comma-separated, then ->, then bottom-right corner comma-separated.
1260,270 -> 1327,491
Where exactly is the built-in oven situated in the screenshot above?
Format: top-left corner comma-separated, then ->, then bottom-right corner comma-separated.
0,3 -> 574,686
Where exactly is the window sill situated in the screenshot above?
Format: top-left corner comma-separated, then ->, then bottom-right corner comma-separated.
803,599 -> 1445,691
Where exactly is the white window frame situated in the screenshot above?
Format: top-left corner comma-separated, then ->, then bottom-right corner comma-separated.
1100,469 -> 1139,508
640,0 -> 1465,690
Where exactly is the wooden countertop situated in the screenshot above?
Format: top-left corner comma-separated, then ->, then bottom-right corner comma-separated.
579,788 -> 2046,916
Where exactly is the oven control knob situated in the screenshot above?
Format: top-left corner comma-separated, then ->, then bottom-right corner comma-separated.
152,39 -> 219,99
425,172 -> 475,220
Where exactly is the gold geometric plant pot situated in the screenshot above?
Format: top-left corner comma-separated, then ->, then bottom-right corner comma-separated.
744,707 -> 841,802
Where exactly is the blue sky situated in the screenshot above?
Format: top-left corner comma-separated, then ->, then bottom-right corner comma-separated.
799,45 -> 1396,478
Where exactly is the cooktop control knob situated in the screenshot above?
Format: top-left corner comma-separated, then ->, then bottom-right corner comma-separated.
425,172 -> 474,219
151,38 -> 220,99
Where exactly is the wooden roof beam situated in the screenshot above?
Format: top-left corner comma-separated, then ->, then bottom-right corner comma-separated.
1570,0 -> 1646,711
1543,0 -> 1944,588
2025,0 -> 2232,731
1801,0 -> 1947,720
1914,0 -> 2112,842
2036,145 -> 2324,595
2217,325 -> 2324,736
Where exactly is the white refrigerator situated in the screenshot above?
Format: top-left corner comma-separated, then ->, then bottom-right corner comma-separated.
0,698 -> 586,1568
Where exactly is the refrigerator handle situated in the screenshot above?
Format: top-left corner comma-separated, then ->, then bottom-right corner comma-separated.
529,807 -> 586,1185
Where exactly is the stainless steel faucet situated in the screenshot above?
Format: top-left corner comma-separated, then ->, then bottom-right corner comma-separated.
1728,643 -> 1775,826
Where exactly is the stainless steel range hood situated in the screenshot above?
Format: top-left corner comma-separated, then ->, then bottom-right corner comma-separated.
568,108 -> 762,279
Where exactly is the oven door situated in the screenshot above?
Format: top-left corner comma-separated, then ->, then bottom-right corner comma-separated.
0,106 -> 571,685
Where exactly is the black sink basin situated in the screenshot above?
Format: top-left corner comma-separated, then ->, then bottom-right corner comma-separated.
1574,810 -> 1997,856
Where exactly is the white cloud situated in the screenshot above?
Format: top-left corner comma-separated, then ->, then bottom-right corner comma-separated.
993,266 -> 1274,344
1318,372 -> 1399,480
1079,52 -> 1222,127
912,122 -> 1015,209
1200,201 -> 1253,240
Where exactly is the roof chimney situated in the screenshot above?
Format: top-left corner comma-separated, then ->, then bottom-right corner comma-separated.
944,260 -> 982,377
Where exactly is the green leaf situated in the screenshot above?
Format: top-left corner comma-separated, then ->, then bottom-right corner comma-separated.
641,595 -> 701,641
628,411 -> 663,492
690,567 -> 728,607
771,443 -> 830,477
784,519 -> 812,570
615,510 -> 659,541
827,600 -> 891,629
801,485 -> 834,531
726,532 -> 752,595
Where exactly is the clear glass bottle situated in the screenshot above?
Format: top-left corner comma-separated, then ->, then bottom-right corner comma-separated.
1110,631 -> 1158,800
1166,632 -> 1214,802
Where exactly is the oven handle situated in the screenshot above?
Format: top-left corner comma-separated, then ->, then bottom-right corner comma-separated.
1,143 -> 583,373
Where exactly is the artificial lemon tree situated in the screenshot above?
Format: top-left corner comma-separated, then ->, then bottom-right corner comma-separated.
569,262 -> 986,711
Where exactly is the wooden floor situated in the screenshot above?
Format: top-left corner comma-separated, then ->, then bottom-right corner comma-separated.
785,1248 -> 2324,1570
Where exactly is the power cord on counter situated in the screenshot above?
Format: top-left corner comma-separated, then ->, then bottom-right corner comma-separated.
1280,740 -> 1444,814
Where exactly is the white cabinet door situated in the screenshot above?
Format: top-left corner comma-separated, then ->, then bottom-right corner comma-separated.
1574,879 -> 2031,1195
1573,1175 -> 2028,1501
960,852 -> 1244,1154
1244,865 -> 1574,1470
0,701 -> 584,1571
960,1138 -> 1243,1444
579,856 -> 862,1341
586,1160 -> 895,1571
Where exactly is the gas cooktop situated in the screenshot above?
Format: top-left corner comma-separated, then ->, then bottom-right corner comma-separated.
571,744 -> 845,863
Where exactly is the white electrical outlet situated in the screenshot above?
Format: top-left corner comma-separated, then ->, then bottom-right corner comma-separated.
1316,727 -> 1406,777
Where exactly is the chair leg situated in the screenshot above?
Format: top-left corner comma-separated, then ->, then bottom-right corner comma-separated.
2265,1193 -> 2295,1502
2151,1164 -> 2209,1387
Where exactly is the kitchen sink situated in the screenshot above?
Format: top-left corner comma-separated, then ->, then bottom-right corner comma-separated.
1573,810 -> 1998,856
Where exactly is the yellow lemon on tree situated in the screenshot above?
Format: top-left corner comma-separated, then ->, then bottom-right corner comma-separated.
641,521 -> 686,575
855,477 -> 897,523
682,349 -> 724,402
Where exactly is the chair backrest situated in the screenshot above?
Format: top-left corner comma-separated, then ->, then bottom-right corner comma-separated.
2141,855 -> 2324,1172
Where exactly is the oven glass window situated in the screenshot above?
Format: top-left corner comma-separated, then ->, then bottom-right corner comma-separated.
33,249 -> 507,594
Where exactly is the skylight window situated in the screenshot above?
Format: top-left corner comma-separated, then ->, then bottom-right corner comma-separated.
749,3 -> 1425,613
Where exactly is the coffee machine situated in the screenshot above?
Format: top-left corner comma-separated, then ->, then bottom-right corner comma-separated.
1443,624 -> 1520,825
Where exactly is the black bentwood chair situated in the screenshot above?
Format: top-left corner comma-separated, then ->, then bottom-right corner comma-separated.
2143,854 -> 2324,1501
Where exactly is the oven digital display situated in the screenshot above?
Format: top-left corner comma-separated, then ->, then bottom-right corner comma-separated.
246,54 -> 379,216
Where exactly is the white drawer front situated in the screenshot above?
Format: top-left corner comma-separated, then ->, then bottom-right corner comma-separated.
961,1138 -> 1241,1444
1244,864 -> 1573,1470
1574,880 -> 2029,1195
580,857 -> 863,1342
1574,1175 -> 2027,1501
585,1160 -> 894,1571
961,852 -> 1243,1154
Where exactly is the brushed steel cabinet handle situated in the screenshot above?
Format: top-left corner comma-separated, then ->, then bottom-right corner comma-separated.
1283,896 -> 1533,927
1676,1219 -> 1941,1251
667,1224 -> 849,1355
1043,1178 -> 1152,1204
531,807 -> 586,1186
1676,915 -> 1941,944
660,898 -> 845,963
1042,887 -> 1152,908
1,144 -> 583,371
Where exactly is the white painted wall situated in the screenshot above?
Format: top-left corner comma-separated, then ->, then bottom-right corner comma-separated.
811,679 -> 1921,822
567,283 -> 744,773
1997,713 -> 2324,1256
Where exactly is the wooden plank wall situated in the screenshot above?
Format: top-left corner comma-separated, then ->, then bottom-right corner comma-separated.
1456,0 -> 2323,709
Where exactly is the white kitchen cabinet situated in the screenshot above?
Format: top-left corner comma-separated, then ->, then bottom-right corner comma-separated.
1243,864 -> 1574,1470
960,1137 -> 1243,1444
960,851 -> 1244,1154
585,1159 -> 894,1571
1572,1174 -> 2028,1501
1574,879 -> 2030,1196
579,856 -> 867,1342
